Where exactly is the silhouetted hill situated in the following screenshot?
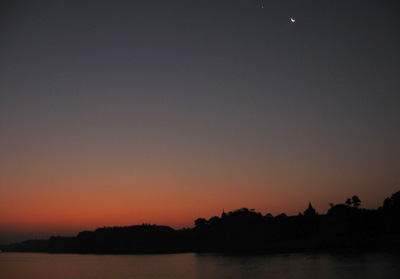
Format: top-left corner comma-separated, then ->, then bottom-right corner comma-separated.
1,191 -> 400,254
74,225 -> 186,254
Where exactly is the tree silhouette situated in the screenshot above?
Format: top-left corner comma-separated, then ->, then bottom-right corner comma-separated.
390,191 -> 400,211
194,218 -> 206,228
384,198 -> 392,208
381,191 -> 400,213
351,195 -> 361,208
276,213 -> 287,218
2,190 -> 400,255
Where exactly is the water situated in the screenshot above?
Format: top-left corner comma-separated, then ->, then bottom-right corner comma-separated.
1,252 -> 399,279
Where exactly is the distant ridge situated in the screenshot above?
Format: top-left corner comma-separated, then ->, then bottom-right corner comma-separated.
1,191 -> 399,254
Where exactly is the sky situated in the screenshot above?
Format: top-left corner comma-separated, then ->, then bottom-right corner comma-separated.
1,0 -> 399,244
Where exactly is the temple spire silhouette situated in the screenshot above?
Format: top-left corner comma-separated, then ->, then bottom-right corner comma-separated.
304,202 -> 317,216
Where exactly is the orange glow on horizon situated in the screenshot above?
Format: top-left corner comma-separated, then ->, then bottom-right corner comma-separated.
1,147 -> 398,243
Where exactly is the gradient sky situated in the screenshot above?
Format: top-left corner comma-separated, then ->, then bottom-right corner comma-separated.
1,0 -> 399,244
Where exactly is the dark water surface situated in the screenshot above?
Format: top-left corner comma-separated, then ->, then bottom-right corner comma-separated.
1,252 -> 399,279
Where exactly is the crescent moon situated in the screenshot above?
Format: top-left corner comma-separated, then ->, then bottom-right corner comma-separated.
291,18 -> 295,23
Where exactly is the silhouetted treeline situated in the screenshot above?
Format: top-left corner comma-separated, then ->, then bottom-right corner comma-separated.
1,191 -> 400,254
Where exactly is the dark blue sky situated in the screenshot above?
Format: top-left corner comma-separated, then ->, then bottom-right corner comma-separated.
1,0 -> 399,243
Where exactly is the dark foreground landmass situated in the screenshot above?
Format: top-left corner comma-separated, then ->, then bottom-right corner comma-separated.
1,191 -> 399,254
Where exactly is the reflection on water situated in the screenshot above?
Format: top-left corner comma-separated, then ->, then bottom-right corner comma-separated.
1,252 -> 399,279
194,253 -> 400,279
